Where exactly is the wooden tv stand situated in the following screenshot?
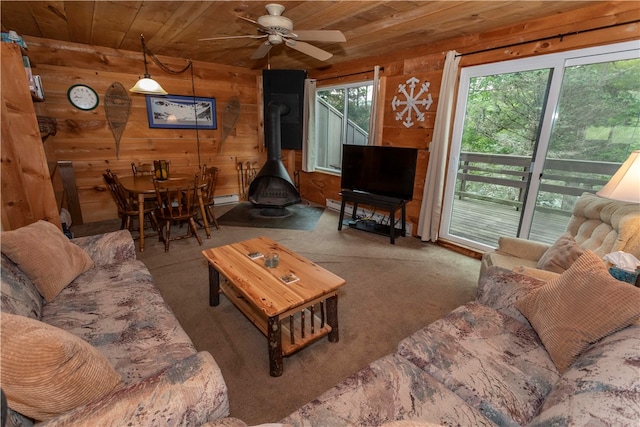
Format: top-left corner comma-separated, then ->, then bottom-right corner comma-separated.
338,190 -> 407,244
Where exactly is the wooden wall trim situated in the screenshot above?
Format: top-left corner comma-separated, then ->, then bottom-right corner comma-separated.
56,161 -> 83,225
1,43 -> 61,230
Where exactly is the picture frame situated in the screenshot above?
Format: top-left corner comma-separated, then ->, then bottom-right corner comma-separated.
145,95 -> 217,129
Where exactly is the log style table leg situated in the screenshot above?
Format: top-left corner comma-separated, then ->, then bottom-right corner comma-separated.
326,295 -> 339,342
268,316 -> 283,377
209,264 -> 220,306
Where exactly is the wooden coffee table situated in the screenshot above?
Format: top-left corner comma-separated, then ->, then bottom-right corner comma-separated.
202,237 -> 346,376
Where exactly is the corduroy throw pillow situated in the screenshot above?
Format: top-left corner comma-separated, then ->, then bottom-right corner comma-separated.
536,232 -> 584,273
516,250 -> 640,373
0,220 -> 94,301
0,312 -> 121,421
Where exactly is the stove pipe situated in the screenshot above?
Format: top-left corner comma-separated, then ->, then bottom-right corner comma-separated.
248,101 -> 301,208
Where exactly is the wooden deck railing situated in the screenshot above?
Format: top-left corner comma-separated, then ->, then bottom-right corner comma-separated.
456,152 -> 621,215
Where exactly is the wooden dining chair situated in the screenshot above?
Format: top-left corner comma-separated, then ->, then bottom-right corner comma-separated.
103,169 -> 158,237
131,162 -> 155,176
131,161 -> 161,207
195,166 -> 220,230
153,176 -> 203,252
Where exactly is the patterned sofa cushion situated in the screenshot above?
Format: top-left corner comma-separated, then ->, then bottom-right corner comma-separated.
281,353 -> 496,426
0,229 -> 135,321
0,220 -> 94,302
529,322 -> 640,426
476,266 -> 545,326
396,302 -> 560,426
1,253 -> 42,319
71,229 -> 136,267
38,352 -> 230,427
42,259 -> 197,385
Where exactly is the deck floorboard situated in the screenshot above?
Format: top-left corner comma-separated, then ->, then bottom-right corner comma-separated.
448,198 -> 570,248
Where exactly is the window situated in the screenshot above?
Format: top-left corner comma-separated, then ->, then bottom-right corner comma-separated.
314,81 -> 374,173
440,41 -> 639,252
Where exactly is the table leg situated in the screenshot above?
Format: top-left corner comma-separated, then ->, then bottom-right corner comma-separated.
268,316 -> 283,377
197,188 -> 211,239
338,198 -> 347,230
138,193 -> 145,251
326,295 -> 339,342
208,264 -> 220,306
390,207 -> 396,244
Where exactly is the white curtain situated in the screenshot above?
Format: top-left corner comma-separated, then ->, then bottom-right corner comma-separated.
417,50 -> 461,242
302,79 -> 317,172
368,65 -> 382,146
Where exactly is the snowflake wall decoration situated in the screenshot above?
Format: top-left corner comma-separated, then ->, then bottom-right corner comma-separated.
391,77 -> 433,128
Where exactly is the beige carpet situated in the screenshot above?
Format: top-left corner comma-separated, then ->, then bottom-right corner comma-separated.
74,202 -> 481,425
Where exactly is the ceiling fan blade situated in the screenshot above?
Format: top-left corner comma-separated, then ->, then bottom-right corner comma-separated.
285,40 -> 332,61
237,14 -> 261,26
293,30 -> 346,43
199,34 -> 266,41
251,41 -> 273,59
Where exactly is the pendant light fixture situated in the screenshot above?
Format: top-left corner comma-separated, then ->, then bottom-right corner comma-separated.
129,34 -> 192,95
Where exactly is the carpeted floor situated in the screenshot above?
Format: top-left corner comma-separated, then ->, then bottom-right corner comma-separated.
74,203 -> 481,425
217,201 -> 325,230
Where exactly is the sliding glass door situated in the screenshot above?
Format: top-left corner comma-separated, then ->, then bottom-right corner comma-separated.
440,41 -> 639,252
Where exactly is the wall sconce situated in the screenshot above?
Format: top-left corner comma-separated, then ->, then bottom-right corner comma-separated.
130,34 -> 192,95
596,150 -> 640,203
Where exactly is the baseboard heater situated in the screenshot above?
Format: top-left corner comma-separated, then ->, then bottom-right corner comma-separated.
214,194 -> 240,205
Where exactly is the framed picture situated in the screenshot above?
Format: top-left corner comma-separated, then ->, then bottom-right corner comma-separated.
145,95 -> 217,129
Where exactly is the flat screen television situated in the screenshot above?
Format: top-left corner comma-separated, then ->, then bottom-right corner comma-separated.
341,145 -> 418,201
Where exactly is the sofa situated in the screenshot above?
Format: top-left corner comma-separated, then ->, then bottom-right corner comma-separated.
0,221 -> 229,426
480,192 -> 640,279
280,251 -> 640,426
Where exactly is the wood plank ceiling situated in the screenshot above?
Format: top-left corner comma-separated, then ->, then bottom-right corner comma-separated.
0,1 -> 619,70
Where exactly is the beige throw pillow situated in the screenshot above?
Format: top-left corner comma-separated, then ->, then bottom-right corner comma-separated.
536,232 -> 584,273
0,220 -> 94,301
0,312 -> 121,421
516,250 -> 640,373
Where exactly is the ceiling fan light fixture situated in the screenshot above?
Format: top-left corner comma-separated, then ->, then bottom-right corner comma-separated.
268,34 -> 284,45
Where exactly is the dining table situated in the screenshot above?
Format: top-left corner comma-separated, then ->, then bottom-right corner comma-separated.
118,173 -> 211,251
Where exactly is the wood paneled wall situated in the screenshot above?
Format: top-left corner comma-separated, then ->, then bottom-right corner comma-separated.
25,37 -> 263,223
1,43 -> 61,230
19,0 -> 638,230
299,2 -> 638,236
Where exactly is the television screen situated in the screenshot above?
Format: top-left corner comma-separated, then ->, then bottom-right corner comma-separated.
341,145 -> 418,201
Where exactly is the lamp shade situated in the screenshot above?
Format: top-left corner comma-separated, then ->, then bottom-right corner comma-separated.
596,150 -> 640,203
129,77 -> 168,95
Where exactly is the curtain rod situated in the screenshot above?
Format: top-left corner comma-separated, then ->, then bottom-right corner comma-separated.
456,20 -> 639,57
315,67 -> 384,82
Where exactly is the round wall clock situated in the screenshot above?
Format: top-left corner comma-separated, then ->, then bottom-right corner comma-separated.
67,84 -> 99,110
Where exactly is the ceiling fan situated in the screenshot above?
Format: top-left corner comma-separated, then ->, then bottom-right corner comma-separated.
199,3 -> 346,61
